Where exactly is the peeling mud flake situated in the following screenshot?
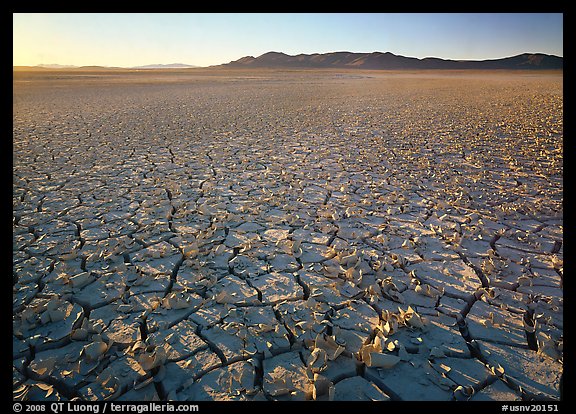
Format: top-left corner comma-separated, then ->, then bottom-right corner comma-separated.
148,319 -> 207,361
332,300 -> 380,334
263,351 -> 311,400
209,275 -> 260,305
182,360 -> 257,400
78,355 -> 148,400
250,272 -> 303,303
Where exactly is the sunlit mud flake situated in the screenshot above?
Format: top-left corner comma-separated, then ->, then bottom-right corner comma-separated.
178,347 -> 222,378
29,341 -> 86,388
333,376 -> 390,401
313,332 -> 347,361
210,275 -> 260,305
457,237 -> 493,258
399,306 -> 427,330
480,341 -> 561,400
250,272 -> 303,304
13,381 -> 62,401
27,351 -> 58,381
291,229 -> 332,245
137,343 -> 168,372
185,360 -> 257,400
201,323 -> 247,361
144,292 -> 201,331
80,225 -> 110,242
148,320 -> 207,361
332,300 -> 380,334
222,231 -> 257,250
13,255 -> 54,286
297,271 -> 350,307
227,306 -> 291,354
263,351 -> 311,400
27,233 -> 81,258
101,209 -> 133,223
269,253 -> 300,272
130,241 -> 182,276
473,255 -> 523,290
300,185 -> 328,204
16,297 -> 83,351
299,243 -> 335,263
360,335 -> 402,367
71,271 -> 126,309
339,280 -> 363,299
388,247 -> 423,265
377,277 -> 406,304
262,208 -> 292,225
530,296 -> 563,333
88,303 -> 124,334
204,245 -> 235,272
261,228 -> 291,243
228,254 -> 268,278
334,219 -> 374,240
275,299 -> 330,346
105,315 -> 142,346
127,272 -> 171,296
332,327 -> 370,354
124,291 -> 166,315
78,355 -> 148,401
407,260 -> 479,297
188,300 -> 230,328
393,315 -> 469,358
415,236 -> 460,260
233,221 -> 265,233
13,282 -> 41,314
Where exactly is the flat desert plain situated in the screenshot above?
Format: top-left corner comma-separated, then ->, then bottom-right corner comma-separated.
13,69 -> 563,401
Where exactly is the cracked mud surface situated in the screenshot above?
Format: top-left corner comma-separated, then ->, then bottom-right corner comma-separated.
13,69 -> 563,401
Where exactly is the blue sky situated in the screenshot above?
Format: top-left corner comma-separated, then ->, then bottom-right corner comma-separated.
13,13 -> 563,67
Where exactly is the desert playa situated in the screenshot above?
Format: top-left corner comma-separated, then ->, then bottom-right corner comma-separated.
13,68 -> 563,401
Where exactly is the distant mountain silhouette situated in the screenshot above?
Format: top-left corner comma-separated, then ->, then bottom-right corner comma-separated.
222,51 -> 563,70
131,63 -> 199,69
37,64 -> 79,69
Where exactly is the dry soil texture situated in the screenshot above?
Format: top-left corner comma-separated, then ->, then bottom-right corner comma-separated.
13,69 -> 563,401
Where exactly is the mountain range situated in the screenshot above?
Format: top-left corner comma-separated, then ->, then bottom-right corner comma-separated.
222,51 -> 563,70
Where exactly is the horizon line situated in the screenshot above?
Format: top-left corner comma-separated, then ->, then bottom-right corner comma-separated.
13,50 -> 563,69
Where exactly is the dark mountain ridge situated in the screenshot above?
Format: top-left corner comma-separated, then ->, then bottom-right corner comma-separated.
223,51 -> 563,70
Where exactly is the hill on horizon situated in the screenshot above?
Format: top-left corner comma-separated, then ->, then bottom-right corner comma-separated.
221,51 -> 563,70
131,63 -> 199,69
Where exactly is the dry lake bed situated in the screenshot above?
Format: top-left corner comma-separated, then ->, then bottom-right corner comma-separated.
13,69 -> 563,401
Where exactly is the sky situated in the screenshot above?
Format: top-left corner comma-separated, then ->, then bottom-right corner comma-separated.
13,13 -> 563,67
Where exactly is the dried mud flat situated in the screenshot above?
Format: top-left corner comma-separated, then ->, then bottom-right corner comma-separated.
13,70 -> 563,401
